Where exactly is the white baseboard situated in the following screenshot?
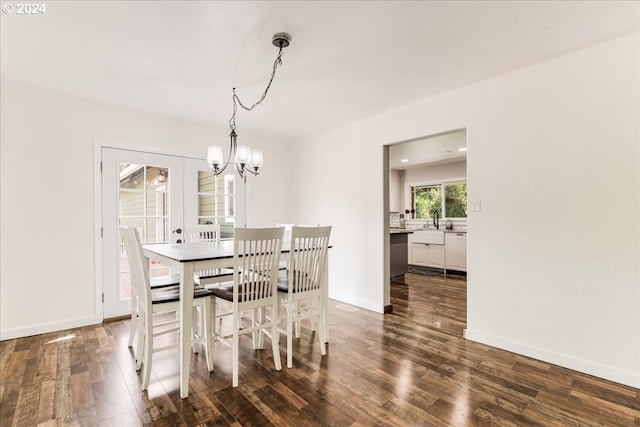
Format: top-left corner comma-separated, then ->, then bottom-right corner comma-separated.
328,291 -> 384,314
464,328 -> 640,389
0,315 -> 101,341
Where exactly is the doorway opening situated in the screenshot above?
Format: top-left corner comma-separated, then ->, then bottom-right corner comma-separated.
384,128 -> 468,333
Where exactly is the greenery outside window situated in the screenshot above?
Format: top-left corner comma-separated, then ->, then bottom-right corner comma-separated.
411,182 -> 467,219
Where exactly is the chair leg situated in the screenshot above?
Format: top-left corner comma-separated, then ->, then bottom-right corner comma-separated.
192,307 -> 200,354
134,317 -> 144,371
232,312 -> 240,387
128,297 -> 138,347
309,297 -> 317,332
204,299 -> 214,372
317,295 -> 326,356
271,304 -> 282,371
287,302 -> 294,368
141,326 -> 152,391
294,301 -> 301,338
252,308 -> 266,349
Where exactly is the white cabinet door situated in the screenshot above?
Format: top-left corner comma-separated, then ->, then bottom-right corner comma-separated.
427,244 -> 445,268
411,243 -> 428,266
445,233 -> 467,271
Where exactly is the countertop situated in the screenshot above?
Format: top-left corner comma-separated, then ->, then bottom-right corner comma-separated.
390,229 -> 414,234
390,228 -> 467,234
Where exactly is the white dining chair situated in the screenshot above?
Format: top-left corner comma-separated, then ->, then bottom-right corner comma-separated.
210,227 -> 284,387
184,224 -> 234,287
120,227 -> 215,390
277,225 -> 332,368
275,222 -> 320,338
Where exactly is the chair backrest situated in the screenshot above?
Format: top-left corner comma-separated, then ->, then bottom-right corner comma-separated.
233,227 -> 285,305
288,226 -> 332,293
275,223 -> 294,243
120,227 -> 152,311
185,224 -> 221,244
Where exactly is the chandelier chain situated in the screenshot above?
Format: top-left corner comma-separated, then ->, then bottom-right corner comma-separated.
229,46 -> 284,131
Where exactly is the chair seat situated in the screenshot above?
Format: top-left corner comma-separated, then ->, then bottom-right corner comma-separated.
149,274 -> 181,289
196,268 -> 234,280
277,276 -> 289,293
151,284 -> 213,304
210,284 -> 234,301
210,281 -> 273,302
277,270 -> 309,293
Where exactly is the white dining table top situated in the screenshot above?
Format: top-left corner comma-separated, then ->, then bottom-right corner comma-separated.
143,241 -> 236,262
143,240 -> 294,262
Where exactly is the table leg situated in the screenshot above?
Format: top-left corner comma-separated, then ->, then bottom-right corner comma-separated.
179,263 -> 195,399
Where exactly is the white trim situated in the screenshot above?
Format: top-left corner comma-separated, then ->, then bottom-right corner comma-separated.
404,175 -> 467,188
95,140 -> 206,161
93,140 -> 104,323
464,328 -> 640,389
1,316 -> 101,341
328,291 -> 384,314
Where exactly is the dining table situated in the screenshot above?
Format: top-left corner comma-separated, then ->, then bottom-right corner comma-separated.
142,239 -> 329,398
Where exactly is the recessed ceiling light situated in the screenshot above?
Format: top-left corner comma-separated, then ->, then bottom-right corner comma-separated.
400,159 -> 409,163
458,147 -> 467,152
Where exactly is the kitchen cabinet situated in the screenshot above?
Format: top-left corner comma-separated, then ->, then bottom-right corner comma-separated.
408,230 -> 445,269
445,232 -> 467,272
410,243 -> 444,268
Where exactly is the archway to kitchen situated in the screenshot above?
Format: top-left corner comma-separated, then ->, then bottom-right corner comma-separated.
383,128 -> 468,331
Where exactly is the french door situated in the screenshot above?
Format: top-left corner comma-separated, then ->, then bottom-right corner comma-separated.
102,148 -> 185,318
101,148 -> 240,318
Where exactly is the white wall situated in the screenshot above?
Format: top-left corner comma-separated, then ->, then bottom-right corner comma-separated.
0,81 -> 292,339
389,169 -> 402,212
290,33 -> 639,387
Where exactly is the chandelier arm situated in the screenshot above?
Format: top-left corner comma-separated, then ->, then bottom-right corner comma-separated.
213,162 -> 230,175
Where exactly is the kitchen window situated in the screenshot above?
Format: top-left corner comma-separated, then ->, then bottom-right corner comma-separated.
411,181 -> 467,219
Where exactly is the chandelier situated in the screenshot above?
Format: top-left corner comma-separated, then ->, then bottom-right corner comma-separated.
207,32 -> 291,178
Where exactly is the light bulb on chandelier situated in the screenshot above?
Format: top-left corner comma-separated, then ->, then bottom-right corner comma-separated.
207,32 -> 291,178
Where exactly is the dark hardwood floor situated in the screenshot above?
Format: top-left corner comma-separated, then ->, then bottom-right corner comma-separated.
2,273 -> 639,426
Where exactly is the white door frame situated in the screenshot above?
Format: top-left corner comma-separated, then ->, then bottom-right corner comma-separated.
94,141 -> 195,321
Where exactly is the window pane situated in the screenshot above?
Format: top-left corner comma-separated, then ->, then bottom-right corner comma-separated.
196,170 -> 235,238
413,186 -> 441,219
146,190 -> 168,217
146,218 -> 169,243
120,191 -> 144,216
199,195 -> 215,217
119,163 -> 144,190
146,166 -> 169,189
198,170 -> 216,193
445,183 -> 467,218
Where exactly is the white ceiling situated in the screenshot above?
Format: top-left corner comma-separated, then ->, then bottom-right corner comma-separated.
389,129 -> 467,170
1,1 -> 637,142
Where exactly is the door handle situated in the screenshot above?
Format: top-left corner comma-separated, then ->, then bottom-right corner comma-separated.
172,228 -> 182,234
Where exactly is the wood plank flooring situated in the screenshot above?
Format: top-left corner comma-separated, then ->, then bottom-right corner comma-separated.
2,273 -> 639,426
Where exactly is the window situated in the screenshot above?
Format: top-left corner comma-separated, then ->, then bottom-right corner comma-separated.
411,181 -> 467,219
197,171 -> 235,238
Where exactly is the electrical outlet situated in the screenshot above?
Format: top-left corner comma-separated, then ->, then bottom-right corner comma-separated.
472,200 -> 481,212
